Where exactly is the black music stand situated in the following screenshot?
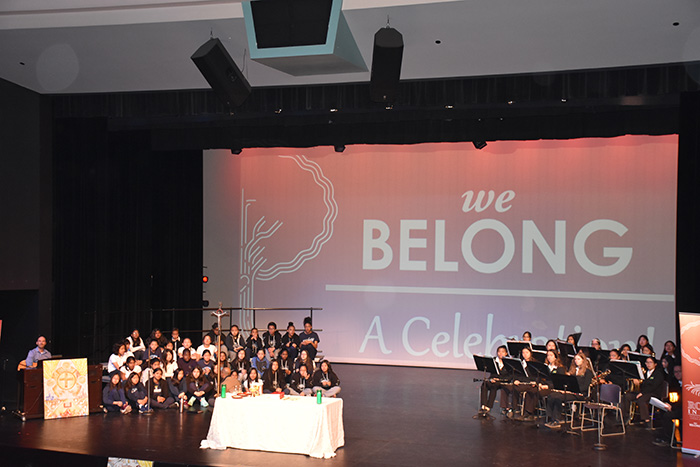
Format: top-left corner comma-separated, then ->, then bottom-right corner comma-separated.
473,355 -> 499,420
531,350 -> 547,363
523,360 -> 550,424
550,373 -> 583,436
532,344 -> 547,351
556,341 -> 576,358
578,346 -> 610,372
502,357 -> 527,377
627,351 -> 648,365
506,341 -> 532,358
570,332 -> 582,346
607,359 -> 644,380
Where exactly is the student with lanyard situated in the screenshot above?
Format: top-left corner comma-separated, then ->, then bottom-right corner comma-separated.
125,371 -> 149,413
478,345 -> 512,416
263,321 -> 283,360
289,365 -> 313,396
149,367 -> 176,409
312,360 -> 341,397
170,328 -> 182,351
281,322 -> 301,360
544,351 -> 593,429
262,360 -> 287,393
25,336 -> 52,368
623,355 -> 666,426
245,327 -> 264,360
277,349 -> 294,385
294,349 -> 315,375
104,371 -> 131,414
299,317 -> 320,361
225,325 -> 246,361
251,348 -> 270,374
232,349 -> 250,382
186,366 -> 211,409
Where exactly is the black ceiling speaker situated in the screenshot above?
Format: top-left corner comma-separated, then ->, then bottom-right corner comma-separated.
370,27 -> 403,103
191,38 -> 251,108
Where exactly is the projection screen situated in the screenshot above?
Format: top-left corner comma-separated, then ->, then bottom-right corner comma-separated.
203,135 -> 677,369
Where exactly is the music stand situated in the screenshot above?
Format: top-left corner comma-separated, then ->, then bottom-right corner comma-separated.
526,360 -> 550,381
556,341 -> 576,358
473,355 -> 499,420
502,357 -> 527,377
507,341 -> 532,358
550,373 -> 583,435
532,344 -> 547,351
627,351 -> 648,365
607,359 -> 644,380
570,333 -> 582,346
531,350 -> 547,363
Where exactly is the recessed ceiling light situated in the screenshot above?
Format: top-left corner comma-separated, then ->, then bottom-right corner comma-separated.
673,22 -> 680,26
19,62 -> 25,66
444,105 -> 453,109
435,40 -> 441,44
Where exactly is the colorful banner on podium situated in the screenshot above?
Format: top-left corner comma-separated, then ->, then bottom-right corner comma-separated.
43,358 -> 89,420
681,312 -> 700,454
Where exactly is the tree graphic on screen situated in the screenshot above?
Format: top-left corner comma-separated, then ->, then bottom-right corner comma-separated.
238,155 -> 337,330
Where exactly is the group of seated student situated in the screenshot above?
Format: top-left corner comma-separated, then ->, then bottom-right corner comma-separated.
477,331 -> 682,441
103,317 -> 340,414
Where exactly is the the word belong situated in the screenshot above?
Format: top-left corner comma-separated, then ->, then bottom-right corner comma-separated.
362,218 -> 632,276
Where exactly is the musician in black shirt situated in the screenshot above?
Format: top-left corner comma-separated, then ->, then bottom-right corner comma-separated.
479,345 -> 512,415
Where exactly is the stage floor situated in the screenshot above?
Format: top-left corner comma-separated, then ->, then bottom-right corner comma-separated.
0,363 -> 694,467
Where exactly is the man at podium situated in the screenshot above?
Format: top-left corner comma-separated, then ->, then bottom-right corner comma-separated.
25,336 -> 52,368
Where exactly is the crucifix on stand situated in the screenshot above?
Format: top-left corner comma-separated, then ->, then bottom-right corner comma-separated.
211,302 -> 229,392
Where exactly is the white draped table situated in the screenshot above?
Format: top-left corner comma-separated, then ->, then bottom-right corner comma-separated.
200,394 -> 345,458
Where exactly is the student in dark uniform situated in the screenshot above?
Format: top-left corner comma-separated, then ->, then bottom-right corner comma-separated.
289,365 -> 313,396
232,348 -> 250,382
544,351 -> 593,429
623,356 -> 665,425
298,317 -> 320,360
654,364 -> 683,447
281,322 -> 301,361
479,345 -> 512,416
149,368 -> 176,409
277,349 -> 294,386
263,322 -> 283,360
246,328 -> 264,360
262,360 -> 287,393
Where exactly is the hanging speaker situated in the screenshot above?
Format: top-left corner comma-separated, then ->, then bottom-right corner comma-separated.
370,27 -> 403,103
191,38 -> 251,108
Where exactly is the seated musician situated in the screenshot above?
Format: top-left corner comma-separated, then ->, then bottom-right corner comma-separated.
601,349 -> 627,390
515,349 -> 566,422
636,334 -> 654,355
620,343 -> 632,360
478,345 -> 512,416
544,351 -> 593,429
653,364 -> 683,447
25,336 -> 52,368
622,356 -> 665,425
512,347 -> 537,421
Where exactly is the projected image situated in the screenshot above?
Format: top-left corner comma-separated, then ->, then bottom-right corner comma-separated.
204,136 -> 677,369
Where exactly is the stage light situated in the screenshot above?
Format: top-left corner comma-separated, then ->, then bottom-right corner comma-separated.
669,392 -> 679,403
473,141 -> 487,150
203,275 -> 209,283
334,144 -> 346,153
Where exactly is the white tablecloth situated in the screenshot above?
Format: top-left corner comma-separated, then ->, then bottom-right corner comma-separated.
200,394 -> 345,458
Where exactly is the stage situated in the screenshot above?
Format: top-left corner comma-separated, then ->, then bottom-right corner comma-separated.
0,363 -> 693,467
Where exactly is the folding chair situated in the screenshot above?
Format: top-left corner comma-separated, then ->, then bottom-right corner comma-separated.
580,383 -> 625,436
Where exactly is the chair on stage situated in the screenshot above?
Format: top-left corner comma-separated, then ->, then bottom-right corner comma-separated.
580,383 -> 625,436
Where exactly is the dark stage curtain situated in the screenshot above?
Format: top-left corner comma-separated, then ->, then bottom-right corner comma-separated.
52,118 -> 203,363
677,92 -> 700,316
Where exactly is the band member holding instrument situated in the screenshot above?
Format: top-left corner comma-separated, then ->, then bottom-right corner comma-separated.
479,345 -> 512,416
623,356 -> 665,425
544,351 -> 593,429
516,349 -> 566,422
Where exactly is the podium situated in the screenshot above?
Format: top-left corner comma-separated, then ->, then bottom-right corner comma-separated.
16,364 -> 103,421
